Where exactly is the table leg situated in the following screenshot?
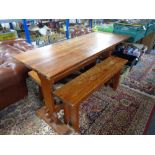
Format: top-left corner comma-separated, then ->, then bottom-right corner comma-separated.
38,74 -> 58,122
39,86 -> 43,100
64,103 -> 71,124
37,74 -> 72,134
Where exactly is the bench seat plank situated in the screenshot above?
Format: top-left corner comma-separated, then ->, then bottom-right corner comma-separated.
54,56 -> 127,107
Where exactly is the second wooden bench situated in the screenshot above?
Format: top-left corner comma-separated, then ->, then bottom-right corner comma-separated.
54,56 -> 127,132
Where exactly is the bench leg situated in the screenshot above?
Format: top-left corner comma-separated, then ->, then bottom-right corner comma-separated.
64,103 -> 71,124
70,106 -> 80,132
111,70 -> 121,91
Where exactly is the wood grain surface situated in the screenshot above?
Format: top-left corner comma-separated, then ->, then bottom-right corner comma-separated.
54,56 -> 128,106
15,32 -> 129,79
28,71 -> 41,85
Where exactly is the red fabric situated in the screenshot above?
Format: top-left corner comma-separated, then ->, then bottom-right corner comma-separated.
143,104 -> 155,134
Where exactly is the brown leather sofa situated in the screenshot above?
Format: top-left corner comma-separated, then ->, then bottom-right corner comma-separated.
0,39 -> 34,110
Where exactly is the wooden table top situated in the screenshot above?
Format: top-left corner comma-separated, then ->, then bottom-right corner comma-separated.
15,32 -> 129,79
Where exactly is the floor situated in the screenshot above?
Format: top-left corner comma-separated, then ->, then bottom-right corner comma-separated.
0,53 -> 155,135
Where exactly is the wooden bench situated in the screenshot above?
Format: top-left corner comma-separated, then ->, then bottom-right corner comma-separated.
54,56 -> 128,132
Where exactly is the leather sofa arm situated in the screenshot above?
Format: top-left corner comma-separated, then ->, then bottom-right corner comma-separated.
0,59 -> 28,91
0,39 -> 26,46
13,42 -> 34,51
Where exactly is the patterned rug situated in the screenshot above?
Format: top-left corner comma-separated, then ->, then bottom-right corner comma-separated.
0,79 -> 57,135
122,54 -> 155,96
80,85 -> 155,134
0,79 -> 154,135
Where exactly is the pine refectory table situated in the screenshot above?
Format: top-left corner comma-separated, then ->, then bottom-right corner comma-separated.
14,32 -> 129,134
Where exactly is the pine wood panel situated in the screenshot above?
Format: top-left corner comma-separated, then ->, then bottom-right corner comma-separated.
15,32 -> 129,80
54,56 -> 128,106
